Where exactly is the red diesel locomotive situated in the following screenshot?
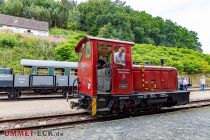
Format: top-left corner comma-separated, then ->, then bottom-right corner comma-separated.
70,36 -> 190,116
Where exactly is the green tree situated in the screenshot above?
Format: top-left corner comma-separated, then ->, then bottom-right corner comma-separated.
2,0 -> 23,17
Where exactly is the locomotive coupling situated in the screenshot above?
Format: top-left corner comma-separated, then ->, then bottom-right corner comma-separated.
70,101 -> 79,109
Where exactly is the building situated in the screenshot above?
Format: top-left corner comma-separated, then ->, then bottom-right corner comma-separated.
0,14 -> 49,36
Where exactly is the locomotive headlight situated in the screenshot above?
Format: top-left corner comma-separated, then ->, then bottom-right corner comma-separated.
88,80 -> 91,90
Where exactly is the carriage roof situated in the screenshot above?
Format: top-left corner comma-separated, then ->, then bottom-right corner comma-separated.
20,59 -> 78,69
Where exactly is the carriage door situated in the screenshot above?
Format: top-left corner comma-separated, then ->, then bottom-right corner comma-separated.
112,45 -> 133,95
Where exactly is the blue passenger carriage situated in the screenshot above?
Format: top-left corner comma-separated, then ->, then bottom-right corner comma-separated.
0,59 -> 78,99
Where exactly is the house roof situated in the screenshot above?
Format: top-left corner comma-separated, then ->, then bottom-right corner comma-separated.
0,14 -> 49,31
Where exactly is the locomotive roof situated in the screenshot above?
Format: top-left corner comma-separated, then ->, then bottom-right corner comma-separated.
75,36 -> 135,52
20,59 -> 78,68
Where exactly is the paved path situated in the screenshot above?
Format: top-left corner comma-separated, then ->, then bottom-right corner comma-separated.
0,99 -> 84,119
190,91 -> 210,102
1,91 -> 210,120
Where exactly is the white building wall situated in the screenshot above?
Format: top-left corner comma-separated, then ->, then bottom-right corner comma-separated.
0,25 -> 49,36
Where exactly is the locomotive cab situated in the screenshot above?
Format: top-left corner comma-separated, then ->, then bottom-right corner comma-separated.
74,37 -> 134,115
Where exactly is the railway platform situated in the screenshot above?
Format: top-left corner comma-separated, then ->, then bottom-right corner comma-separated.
0,90 -> 210,120
190,91 -> 210,102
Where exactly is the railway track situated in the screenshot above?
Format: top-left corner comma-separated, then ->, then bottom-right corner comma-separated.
1,100 -> 210,134
0,112 -> 94,134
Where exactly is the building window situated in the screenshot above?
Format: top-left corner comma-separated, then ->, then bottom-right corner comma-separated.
27,30 -> 32,34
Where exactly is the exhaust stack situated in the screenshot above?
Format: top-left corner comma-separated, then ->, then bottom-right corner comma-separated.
160,59 -> 164,66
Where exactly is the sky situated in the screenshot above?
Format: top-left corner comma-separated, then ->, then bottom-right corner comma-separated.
77,0 -> 210,54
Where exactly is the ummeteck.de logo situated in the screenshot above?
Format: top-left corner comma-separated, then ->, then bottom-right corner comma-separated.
3,130 -> 64,137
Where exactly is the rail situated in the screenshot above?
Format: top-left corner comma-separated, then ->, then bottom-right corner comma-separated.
0,112 -> 92,134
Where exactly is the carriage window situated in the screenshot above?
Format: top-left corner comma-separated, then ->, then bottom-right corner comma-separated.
54,68 -> 65,76
71,69 -> 78,76
0,69 -> 12,74
37,68 -> 48,75
85,41 -> 91,59
114,46 -> 126,65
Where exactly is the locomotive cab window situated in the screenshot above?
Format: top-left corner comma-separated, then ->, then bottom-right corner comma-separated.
78,43 -> 85,62
114,46 -> 126,66
97,42 -> 112,69
85,41 -> 91,59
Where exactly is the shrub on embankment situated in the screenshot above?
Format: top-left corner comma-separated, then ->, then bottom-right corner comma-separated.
0,32 -> 56,73
133,44 -> 210,74
0,29 -> 85,73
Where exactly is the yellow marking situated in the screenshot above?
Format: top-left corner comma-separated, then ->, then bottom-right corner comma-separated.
145,88 -> 149,90
151,89 -> 155,91
150,81 -> 155,84
142,79 -> 144,82
154,84 -> 157,89
92,97 -> 97,116
145,82 -> 149,84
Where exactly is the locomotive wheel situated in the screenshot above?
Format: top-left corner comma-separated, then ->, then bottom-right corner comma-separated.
8,91 -> 20,100
111,102 -> 120,116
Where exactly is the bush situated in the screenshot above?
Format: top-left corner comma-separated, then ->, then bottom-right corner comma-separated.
55,39 -> 78,62
0,33 -> 19,48
0,32 -> 56,73
50,28 -> 87,39
133,44 -> 210,74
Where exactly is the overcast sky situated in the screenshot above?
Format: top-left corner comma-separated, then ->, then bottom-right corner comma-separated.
77,0 -> 210,54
